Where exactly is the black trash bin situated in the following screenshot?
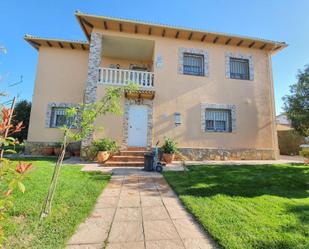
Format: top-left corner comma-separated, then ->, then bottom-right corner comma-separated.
144,153 -> 154,171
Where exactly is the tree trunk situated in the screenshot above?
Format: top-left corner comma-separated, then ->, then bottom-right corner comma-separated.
40,131 -> 68,220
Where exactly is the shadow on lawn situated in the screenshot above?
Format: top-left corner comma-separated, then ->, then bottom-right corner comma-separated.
165,164 -> 309,199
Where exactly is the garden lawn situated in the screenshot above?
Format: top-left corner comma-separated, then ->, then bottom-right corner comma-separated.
2,158 -> 110,249
163,164 -> 309,249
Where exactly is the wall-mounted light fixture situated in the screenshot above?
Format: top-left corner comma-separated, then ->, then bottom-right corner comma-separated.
174,112 -> 181,126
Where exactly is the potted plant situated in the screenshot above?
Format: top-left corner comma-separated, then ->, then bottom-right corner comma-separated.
300,147 -> 309,164
53,142 -> 62,156
92,138 -> 118,163
42,146 -> 54,156
161,137 -> 178,164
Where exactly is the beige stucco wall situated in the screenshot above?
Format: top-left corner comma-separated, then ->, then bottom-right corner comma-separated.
27,47 -> 89,142
93,29 -> 278,152
28,28 -> 278,154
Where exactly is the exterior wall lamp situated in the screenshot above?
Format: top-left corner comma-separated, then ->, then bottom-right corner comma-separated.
174,112 -> 181,126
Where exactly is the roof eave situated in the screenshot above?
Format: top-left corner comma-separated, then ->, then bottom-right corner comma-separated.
74,11 -> 287,52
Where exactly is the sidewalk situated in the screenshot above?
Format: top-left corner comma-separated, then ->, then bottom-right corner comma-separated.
66,171 -> 216,249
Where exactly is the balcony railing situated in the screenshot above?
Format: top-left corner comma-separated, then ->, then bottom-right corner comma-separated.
98,67 -> 154,88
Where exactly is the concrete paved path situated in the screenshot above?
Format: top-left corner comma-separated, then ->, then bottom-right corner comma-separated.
67,171 -> 216,249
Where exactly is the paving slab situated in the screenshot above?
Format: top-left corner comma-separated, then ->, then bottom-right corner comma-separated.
67,243 -> 104,249
106,241 -> 145,249
67,170 -> 216,249
144,219 -> 180,241
108,221 -> 144,242
145,239 -> 185,249
67,218 -> 110,245
114,207 -> 142,221
142,206 -> 169,220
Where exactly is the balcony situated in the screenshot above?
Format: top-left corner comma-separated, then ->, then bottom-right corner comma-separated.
98,67 -> 154,89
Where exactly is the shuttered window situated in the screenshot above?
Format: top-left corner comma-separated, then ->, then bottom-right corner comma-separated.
183,53 -> 204,76
205,109 -> 232,132
50,107 -> 73,128
230,57 -> 249,80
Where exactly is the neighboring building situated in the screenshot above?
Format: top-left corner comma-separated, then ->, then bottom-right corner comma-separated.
276,113 -> 293,131
24,11 -> 287,160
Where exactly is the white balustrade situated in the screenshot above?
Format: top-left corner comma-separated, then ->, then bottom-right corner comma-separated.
98,67 -> 154,88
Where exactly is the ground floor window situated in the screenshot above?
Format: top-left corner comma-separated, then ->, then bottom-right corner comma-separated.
50,107 -> 72,128
205,108 -> 232,132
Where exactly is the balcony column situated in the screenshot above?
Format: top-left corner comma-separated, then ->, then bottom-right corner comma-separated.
81,32 -> 103,157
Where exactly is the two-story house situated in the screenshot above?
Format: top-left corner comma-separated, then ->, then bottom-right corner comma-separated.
25,11 -> 287,160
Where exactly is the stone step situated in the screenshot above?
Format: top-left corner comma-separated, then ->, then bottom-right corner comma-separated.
109,155 -> 144,162
127,147 -> 147,151
102,161 -> 144,167
119,151 -> 148,156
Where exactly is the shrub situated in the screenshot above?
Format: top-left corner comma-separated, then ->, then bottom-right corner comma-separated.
278,130 -> 306,155
300,150 -> 309,159
92,138 -> 118,153
161,137 -> 178,154
3,143 -> 25,154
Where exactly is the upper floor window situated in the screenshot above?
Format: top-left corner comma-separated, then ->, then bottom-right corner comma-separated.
179,48 -> 208,76
183,53 -> 204,76
230,57 -> 250,80
205,109 -> 232,132
50,107 -> 73,128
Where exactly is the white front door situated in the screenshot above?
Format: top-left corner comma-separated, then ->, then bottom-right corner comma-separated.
128,105 -> 148,147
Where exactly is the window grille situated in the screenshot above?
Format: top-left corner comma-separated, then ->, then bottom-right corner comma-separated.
183,53 -> 204,76
230,57 -> 249,80
50,107 -> 73,128
205,109 -> 232,132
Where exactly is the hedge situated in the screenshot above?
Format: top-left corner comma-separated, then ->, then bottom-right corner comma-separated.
278,130 -> 305,155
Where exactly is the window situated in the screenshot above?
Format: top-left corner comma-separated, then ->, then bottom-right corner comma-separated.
230,57 -> 249,80
183,53 -> 204,76
205,109 -> 232,132
50,107 -> 73,128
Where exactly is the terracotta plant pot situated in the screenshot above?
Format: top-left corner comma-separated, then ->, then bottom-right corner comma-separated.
97,151 -> 110,163
54,147 -> 62,156
162,153 -> 174,164
42,147 -> 54,156
304,158 -> 309,165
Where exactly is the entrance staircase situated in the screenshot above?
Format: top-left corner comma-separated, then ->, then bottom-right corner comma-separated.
103,147 -> 148,167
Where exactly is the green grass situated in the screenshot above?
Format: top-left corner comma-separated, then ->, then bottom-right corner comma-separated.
163,164 -> 309,249
2,159 -> 110,249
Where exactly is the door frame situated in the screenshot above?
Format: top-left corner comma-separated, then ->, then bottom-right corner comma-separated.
122,99 -> 153,149
127,104 -> 148,147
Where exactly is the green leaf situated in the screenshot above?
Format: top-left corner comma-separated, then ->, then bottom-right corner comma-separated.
18,182 -> 25,193
4,149 -> 16,154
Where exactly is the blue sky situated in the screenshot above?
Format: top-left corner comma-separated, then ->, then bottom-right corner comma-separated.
1,0 -> 308,114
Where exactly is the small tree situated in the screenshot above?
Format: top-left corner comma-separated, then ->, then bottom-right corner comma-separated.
0,107 -> 32,245
40,85 -> 136,219
12,100 -> 31,142
283,65 -> 309,137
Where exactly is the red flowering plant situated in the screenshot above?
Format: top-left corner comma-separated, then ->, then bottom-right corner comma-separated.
0,107 -> 30,245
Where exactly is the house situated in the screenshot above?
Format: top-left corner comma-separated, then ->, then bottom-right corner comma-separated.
24,11 -> 287,160
276,113 -> 293,131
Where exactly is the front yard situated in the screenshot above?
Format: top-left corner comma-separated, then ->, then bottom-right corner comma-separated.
163,164 -> 309,249
2,159 -> 110,249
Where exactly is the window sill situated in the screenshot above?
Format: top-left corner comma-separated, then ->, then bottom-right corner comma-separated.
182,73 -> 206,77
204,130 -> 234,134
228,77 -> 252,81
